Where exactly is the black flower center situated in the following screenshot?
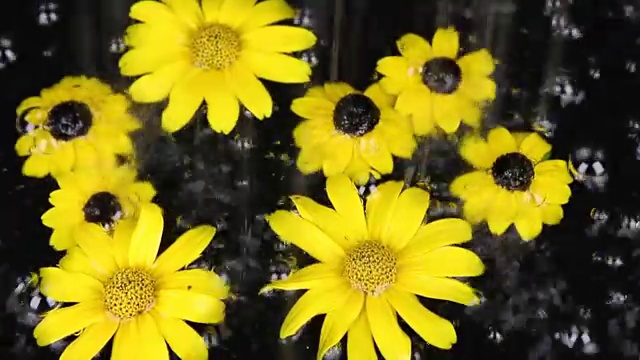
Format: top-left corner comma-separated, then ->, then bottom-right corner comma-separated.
46,101 -> 93,141
491,152 -> 535,191
83,192 -> 122,227
333,94 -> 380,137
421,57 -> 462,94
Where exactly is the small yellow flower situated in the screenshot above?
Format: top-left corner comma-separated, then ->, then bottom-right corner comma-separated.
376,28 -> 496,135
291,82 -> 416,184
120,0 -> 317,134
41,166 -> 156,251
451,127 -> 573,241
14,76 -> 140,179
264,175 -> 484,360
34,204 -> 228,360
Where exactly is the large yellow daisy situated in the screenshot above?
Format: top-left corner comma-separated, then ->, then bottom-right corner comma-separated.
263,175 -> 484,359
376,28 -> 496,135
14,76 -> 140,179
120,0 -> 317,134
291,82 -> 417,185
450,127 -> 573,241
34,203 -> 228,360
41,166 -> 156,251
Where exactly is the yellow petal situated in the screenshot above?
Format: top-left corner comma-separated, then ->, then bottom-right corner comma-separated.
156,289 -> 225,323
397,33 -> 432,64
129,1 -> 181,26
15,135 -> 34,156
514,204 -> 543,241
243,25 -> 316,52
535,160 -> 572,184
460,100 -> 482,128
238,0 -> 295,31
530,177 -> 571,204
59,319 -> 118,360
322,135 -> 353,176
161,70 -> 205,133
59,247 -> 110,282
462,188 -> 495,224
395,274 -> 478,305
317,291 -> 364,360
376,113 -> 417,158
33,301 -> 105,346
23,153 -> 50,178
129,61 -> 190,103
385,287 -> 457,349
201,0 -> 223,22
297,147 -> 324,174
358,134 -> 393,174
129,203 -> 164,269
457,49 -> 495,77
291,195 -> 352,248
262,263 -> 343,292
487,190 -> 517,235
229,61 -> 273,119
519,132 -> 552,162
432,27 -> 459,58
243,51 -> 311,83
365,180 -> 403,241
158,269 -> 228,298
153,225 -> 215,276
376,56 -> 411,87
433,94 -> 462,133
365,294 -> 411,360
459,77 -> 496,102
266,210 -> 345,263
75,224 -> 119,275
163,0 -> 202,28
291,96 -> 335,120
396,84 -> 434,135
459,135 -> 494,169
16,96 -> 42,116
541,203 -> 563,225
364,82 -> 395,109
347,310 -> 377,360
118,46 -> 184,77
153,310 -> 209,360
326,175 -> 368,241
399,246 -> 484,277
112,219 -> 136,269
41,207 -> 79,228
48,188 -> 84,208
219,0 -> 257,27
324,82 -> 356,103
487,127 -> 517,156
50,142 -> 75,175
384,187 -> 430,251
280,282 -> 352,338
136,312 -> 169,360
204,74 -> 240,134
39,267 -> 103,302
399,218 -> 473,261
111,318 -> 140,360
124,23 -> 187,48
50,228 -> 76,251
449,170 -> 494,198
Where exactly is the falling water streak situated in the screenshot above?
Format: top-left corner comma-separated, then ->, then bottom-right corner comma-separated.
329,0 -> 343,81
70,0 -> 97,74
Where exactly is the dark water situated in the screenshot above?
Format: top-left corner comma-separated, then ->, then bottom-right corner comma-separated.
3,0 -> 640,359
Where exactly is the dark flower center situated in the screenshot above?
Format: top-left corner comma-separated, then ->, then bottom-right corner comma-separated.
46,101 -> 93,141
333,94 -> 380,137
421,57 -> 462,94
491,152 -> 535,191
83,192 -> 122,227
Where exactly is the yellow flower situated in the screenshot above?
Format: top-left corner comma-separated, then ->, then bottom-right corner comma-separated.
34,204 -> 228,360
14,76 -> 140,179
291,82 -> 417,185
41,166 -> 156,251
376,28 -> 496,135
120,0 -> 317,134
450,127 -> 573,241
264,175 -> 484,360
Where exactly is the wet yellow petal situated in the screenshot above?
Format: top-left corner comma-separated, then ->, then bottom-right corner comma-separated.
514,204 -> 543,241
530,177 -> 571,204
317,290 -> 364,360
365,294 -> 411,360
129,61 -> 190,103
164,0 -> 202,28
487,127 -> 517,156
397,84 -> 434,135
59,247 -> 109,282
326,175 -> 368,241
457,49 -> 495,77
229,61 -> 273,119
541,203 -> 563,225
15,135 -> 34,156
432,27 -> 459,58
347,310 -> 377,360
118,46 -> 184,77
124,22 -> 187,48
41,207 -> 79,228
433,94 -> 461,133
16,96 -> 42,116
23,153 -> 50,178
487,190 -> 518,235
161,70 -> 205,133
280,282 -> 351,338
395,274 -> 478,305
291,96 -> 335,119
153,310 -> 209,360
137,312 -> 169,360
324,82 -> 355,103
50,228 -> 75,251
111,318 -> 140,360
33,301 -> 105,346
158,269 -> 228,298
39,267 -> 103,302
459,135 -> 494,169
201,0 -> 222,22
203,73 -> 240,134
266,210 -> 345,263
243,51 -> 312,83
450,170 -> 494,198
376,56 -> 411,88
48,188 -> 84,208
459,77 -> 496,102
359,134 -> 393,174
535,160 -> 572,184
262,263 -> 343,292
363,82 -> 395,109
75,223 -> 119,275
219,0 -> 257,28
156,289 -> 225,323
50,142 -> 75,175
112,219 -> 135,269
153,225 -> 215,276
519,133 -> 552,162
297,147 -> 324,173
291,195 -> 351,248
239,0 -> 295,31
59,319 -> 118,360
322,135 -> 353,176
129,203 -> 164,269
397,33 -> 432,64
400,246 -> 484,277
462,188 -> 495,224
243,25 -> 316,53
385,288 -> 457,349
399,218 -> 473,261
377,113 -> 417,158
460,100 -> 482,128
129,1 -> 182,26
365,180 -> 403,241
384,188 -> 430,251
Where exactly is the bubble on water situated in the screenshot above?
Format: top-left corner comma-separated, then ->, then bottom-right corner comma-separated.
37,1 -> 59,26
543,74 -> 585,107
109,37 -> 126,54
0,36 -> 17,69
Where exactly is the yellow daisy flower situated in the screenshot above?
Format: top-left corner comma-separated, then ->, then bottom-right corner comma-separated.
119,0 -> 317,134
34,203 -> 228,360
14,76 -> 140,179
41,166 -> 156,251
291,82 -> 417,184
263,175 -> 484,359
376,28 -> 496,135
450,127 -> 573,241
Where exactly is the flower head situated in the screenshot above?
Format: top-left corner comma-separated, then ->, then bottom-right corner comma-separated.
451,127 -> 573,240
14,76 -> 140,178
120,0 -> 317,134
263,175 -> 484,359
34,204 -> 228,360
41,166 -> 156,251
291,82 -> 416,184
376,28 -> 496,135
